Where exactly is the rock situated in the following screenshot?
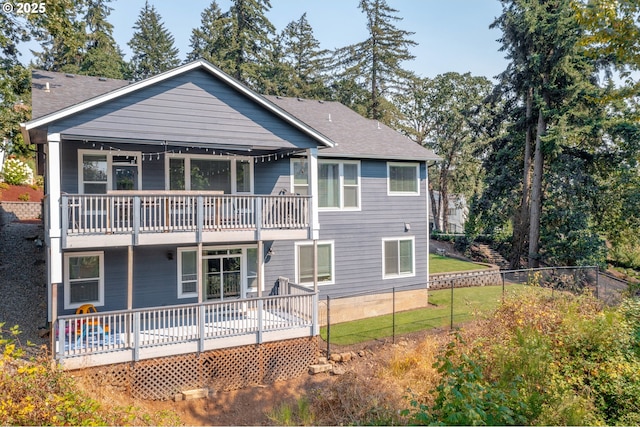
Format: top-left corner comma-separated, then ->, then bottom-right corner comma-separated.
181,388 -> 209,400
309,363 -> 333,374
332,366 -> 346,375
317,356 -> 328,364
330,353 -> 342,362
340,352 -> 352,362
358,350 -> 366,358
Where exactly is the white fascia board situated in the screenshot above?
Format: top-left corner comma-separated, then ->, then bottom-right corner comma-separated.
24,60 -> 335,149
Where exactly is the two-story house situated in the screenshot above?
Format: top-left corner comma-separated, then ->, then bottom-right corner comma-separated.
22,60 -> 438,372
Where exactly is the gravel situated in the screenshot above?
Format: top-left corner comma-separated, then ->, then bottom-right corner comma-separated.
0,220 -> 48,354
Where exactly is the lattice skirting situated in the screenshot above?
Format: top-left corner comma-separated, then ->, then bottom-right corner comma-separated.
72,336 -> 318,400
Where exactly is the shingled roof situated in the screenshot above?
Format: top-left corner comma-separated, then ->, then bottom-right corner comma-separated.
265,96 -> 439,161
31,70 -> 130,120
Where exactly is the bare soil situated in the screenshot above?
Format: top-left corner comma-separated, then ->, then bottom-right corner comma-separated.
0,184 -> 43,202
84,330 -> 442,426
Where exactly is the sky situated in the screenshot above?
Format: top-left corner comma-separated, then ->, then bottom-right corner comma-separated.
104,0 -> 508,80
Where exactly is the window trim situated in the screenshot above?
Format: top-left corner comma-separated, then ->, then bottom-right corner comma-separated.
177,247 -> 198,299
387,162 -> 420,196
291,158 -> 361,210
165,154 -> 254,194
78,149 -> 142,194
382,237 -> 416,279
295,240 -> 335,286
63,251 -> 105,309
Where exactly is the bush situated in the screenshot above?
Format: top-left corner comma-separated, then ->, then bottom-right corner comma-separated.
1,158 -> 33,185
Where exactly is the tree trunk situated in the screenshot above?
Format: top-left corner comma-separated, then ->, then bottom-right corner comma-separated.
511,87 -> 533,269
429,185 -> 440,232
528,97 -> 546,268
440,174 -> 450,233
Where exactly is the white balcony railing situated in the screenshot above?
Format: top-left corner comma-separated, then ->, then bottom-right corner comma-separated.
61,193 -> 310,244
55,290 -> 318,368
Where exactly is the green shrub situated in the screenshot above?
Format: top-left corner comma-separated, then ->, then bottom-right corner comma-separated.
17,193 -> 29,201
1,158 -> 33,185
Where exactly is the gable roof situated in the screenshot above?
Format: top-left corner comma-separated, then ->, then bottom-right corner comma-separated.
23,60 -> 335,149
265,96 -> 439,161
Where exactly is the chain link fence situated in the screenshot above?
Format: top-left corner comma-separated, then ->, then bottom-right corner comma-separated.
320,266 -> 630,356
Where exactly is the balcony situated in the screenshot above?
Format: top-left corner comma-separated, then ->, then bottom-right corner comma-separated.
60,192 -> 311,248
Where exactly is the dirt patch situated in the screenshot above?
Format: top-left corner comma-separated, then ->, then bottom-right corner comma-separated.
81,330 -> 446,425
0,184 -> 43,202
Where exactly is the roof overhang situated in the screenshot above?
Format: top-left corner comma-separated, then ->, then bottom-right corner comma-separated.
21,60 -> 336,149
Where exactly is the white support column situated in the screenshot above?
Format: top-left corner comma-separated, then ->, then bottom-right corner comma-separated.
257,240 -> 263,298
307,148 -> 320,240
47,133 -> 62,322
127,246 -> 133,310
313,239 -> 318,293
197,242 -> 203,304
425,161 -> 431,288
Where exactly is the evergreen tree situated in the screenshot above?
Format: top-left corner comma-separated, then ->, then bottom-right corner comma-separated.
332,0 -> 416,121
128,1 -> 180,81
225,0 -> 275,88
29,0 -> 86,73
81,0 -> 126,79
186,0 -> 232,67
0,12 -> 31,155
278,13 -> 330,98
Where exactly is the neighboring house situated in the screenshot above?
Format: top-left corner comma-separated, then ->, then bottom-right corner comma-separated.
22,60 -> 438,369
429,191 -> 468,234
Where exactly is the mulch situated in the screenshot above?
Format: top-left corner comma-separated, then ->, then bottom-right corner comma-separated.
0,184 -> 44,202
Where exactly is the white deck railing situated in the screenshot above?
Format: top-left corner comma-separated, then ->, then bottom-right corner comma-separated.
61,193 -> 310,237
55,291 -> 318,367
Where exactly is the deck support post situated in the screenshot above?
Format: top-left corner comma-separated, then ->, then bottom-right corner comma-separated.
257,299 -> 264,344
127,246 -> 133,310
197,242 -> 203,304
133,312 -> 140,362
257,240 -> 263,298
198,305 -> 205,352
313,239 -> 318,293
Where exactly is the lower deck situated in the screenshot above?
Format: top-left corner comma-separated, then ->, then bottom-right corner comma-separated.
55,290 -> 317,370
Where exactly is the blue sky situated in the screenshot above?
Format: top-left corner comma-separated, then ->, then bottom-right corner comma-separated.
107,0 -> 508,80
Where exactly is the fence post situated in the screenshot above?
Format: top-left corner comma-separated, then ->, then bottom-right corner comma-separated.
450,278 -> 454,330
392,287 -> 396,344
326,295 -> 331,358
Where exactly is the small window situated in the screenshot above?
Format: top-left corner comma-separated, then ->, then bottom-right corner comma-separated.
388,163 -> 419,195
296,241 -> 334,285
64,252 -> 104,309
383,238 -> 415,278
178,248 -> 198,299
82,154 -> 108,194
291,158 -> 309,195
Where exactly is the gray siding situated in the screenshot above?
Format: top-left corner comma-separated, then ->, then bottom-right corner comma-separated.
265,159 -> 429,298
50,69 -> 319,150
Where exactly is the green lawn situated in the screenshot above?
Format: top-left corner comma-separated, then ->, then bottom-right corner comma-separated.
430,253 -> 488,273
320,285 -> 521,346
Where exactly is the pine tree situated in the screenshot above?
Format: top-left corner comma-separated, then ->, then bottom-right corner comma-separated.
186,0 -> 232,67
81,0 -> 126,79
128,1 -> 180,81
332,0 -> 416,121
278,13 -> 330,98
225,0 -> 275,88
29,0 -> 87,73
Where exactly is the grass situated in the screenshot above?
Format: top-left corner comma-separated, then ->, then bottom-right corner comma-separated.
429,253 -> 488,273
320,285 -> 522,346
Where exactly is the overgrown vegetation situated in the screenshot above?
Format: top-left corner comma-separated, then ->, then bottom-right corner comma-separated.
275,290 -> 640,425
0,323 -> 180,426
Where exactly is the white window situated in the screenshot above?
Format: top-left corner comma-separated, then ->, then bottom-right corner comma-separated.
296,241 -> 335,285
177,248 -> 198,299
382,237 -> 415,278
64,251 -> 104,309
166,155 -> 253,193
78,150 -> 141,194
388,162 -> 420,195
292,158 -> 360,209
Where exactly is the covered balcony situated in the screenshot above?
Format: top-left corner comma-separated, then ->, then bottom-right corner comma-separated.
60,192 -> 311,249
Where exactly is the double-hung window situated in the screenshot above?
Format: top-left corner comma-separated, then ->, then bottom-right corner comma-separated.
177,248 -> 198,299
388,162 -> 420,195
382,237 -> 415,278
296,241 -> 334,285
292,158 -> 360,209
64,251 -> 104,309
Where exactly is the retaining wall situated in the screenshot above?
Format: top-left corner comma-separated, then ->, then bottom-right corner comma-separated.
0,201 -> 42,224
